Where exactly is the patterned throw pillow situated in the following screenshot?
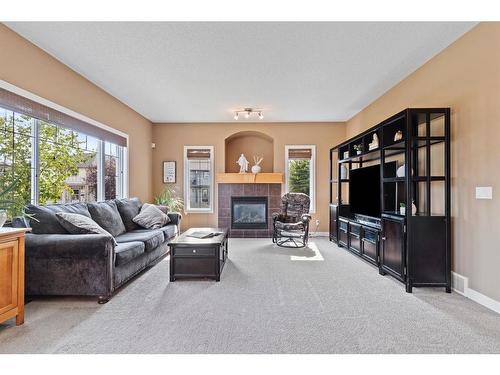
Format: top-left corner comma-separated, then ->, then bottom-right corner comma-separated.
55,212 -> 117,245
132,203 -> 170,229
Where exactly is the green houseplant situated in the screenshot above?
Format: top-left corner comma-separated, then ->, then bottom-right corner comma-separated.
0,177 -> 36,227
155,185 -> 184,213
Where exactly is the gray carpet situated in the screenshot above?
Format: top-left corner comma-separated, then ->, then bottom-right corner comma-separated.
1,237 -> 500,353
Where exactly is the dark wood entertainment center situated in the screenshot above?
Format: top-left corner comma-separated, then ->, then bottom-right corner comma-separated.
329,108 -> 451,293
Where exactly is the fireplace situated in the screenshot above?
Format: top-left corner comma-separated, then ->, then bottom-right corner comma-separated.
231,196 -> 268,229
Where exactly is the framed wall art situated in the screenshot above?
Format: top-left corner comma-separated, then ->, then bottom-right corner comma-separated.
163,161 -> 176,183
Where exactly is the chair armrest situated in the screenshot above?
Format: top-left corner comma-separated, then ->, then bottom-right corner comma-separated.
25,233 -> 115,259
167,212 -> 182,226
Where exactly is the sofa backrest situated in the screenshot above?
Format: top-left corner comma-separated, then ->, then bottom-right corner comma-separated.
87,200 -> 127,237
25,198 -> 144,235
26,202 -> 92,234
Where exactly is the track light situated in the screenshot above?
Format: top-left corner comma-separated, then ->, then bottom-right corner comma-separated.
232,108 -> 265,120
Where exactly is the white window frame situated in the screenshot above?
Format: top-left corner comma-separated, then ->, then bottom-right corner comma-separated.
284,145 -> 316,213
1,80 -> 129,204
184,145 -> 214,213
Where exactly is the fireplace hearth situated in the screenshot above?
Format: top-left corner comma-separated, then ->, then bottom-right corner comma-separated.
231,196 -> 268,229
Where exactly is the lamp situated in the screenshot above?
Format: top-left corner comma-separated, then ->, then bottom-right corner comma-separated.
232,108 -> 265,121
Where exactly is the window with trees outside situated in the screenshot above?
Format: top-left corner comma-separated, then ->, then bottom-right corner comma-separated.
285,145 -> 316,213
184,146 -> 214,213
0,104 -> 126,218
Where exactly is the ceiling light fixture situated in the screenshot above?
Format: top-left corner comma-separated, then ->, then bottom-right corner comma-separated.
233,108 -> 265,121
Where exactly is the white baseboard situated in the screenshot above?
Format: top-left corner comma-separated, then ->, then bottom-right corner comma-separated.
452,271 -> 500,314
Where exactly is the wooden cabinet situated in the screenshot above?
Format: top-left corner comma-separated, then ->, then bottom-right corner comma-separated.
348,222 -> 361,255
0,228 -> 29,326
361,227 -> 379,265
329,204 -> 338,242
338,218 -> 348,247
380,215 -> 405,282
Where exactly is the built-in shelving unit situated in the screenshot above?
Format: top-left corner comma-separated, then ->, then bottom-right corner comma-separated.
329,108 -> 451,293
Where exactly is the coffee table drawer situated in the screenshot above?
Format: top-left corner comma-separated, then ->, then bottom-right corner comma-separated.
173,257 -> 217,277
173,247 -> 216,257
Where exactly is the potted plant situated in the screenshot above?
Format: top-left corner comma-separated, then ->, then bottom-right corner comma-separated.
399,202 -> 406,215
155,184 -> 184,213
353,144 -> 363,155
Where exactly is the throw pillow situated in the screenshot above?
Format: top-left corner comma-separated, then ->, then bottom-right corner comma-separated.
55,212 -> 118,245
116,198 -> 143,232
133,203 -> 170,229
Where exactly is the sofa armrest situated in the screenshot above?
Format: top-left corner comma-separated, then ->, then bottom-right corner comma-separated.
167,212 -> 182,226
26,233 -> 115,259
25,233 -> 115,298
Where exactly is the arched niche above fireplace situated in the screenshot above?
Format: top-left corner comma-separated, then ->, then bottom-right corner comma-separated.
225,131 -> 274,173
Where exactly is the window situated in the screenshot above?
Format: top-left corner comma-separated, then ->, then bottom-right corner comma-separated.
184,146 -> 214,213
0,103 -> 126,212
285,145 -> 316,213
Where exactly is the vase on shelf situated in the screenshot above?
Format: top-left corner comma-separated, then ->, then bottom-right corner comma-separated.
399,205 -> 406,215
396,164 -> 414,178
251,165 -> 261,174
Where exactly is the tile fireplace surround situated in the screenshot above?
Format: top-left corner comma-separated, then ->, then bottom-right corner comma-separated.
218,183 -> 282,238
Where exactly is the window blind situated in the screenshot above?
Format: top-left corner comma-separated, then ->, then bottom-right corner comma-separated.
186,149 -> 211,159
0,88 -> 127,147
288,148 -> 312,159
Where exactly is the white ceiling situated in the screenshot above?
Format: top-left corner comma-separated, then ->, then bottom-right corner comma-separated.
6,22 -> 476,123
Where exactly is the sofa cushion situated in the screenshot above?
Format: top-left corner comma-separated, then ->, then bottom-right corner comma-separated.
114,241 -> 145,266
87,200 -> 126,237
26,203 -> 91,234
55,212 -> 117,245
115,229 -> 164,252
133,203 -> 170,229
133,224 -> 177,242
115,198 -> 143,232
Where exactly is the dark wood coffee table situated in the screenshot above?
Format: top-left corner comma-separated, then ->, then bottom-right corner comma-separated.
168,228 -> 228,282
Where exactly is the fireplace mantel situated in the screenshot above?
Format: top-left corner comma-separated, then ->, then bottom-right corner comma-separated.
216,173 -> 283,184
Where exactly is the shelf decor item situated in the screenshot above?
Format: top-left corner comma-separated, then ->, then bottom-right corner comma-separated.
396,164 -> 405,177
0,210 -> 6,228
340,165 -> 347,180
353,144 -> 363,155
400,203 -> 406,215
343,151 -> 349,159
236,153 -> 249,173
394,130 -> 403,142
368,133 -> 379,150
163,161 -> 176,183
251,155 -> 264,174
411,201 -> 417,215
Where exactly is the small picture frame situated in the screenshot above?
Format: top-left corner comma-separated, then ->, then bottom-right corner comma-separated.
163,161 -> 176,183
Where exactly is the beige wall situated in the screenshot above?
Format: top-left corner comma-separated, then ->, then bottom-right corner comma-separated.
346,22 -> 500,301
0,24 -> 153,202
153,122 -> 346,232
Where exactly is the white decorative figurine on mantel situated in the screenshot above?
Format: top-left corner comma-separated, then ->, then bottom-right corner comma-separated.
236,153 -> 249,173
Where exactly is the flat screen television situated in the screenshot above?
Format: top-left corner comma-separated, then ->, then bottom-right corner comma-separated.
349,162 -> 397,218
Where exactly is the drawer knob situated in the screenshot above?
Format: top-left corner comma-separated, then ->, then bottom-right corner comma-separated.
192,249 -> 197,253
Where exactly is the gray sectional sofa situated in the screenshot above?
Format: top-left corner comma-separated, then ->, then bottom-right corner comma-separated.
19,198 -> 181,303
